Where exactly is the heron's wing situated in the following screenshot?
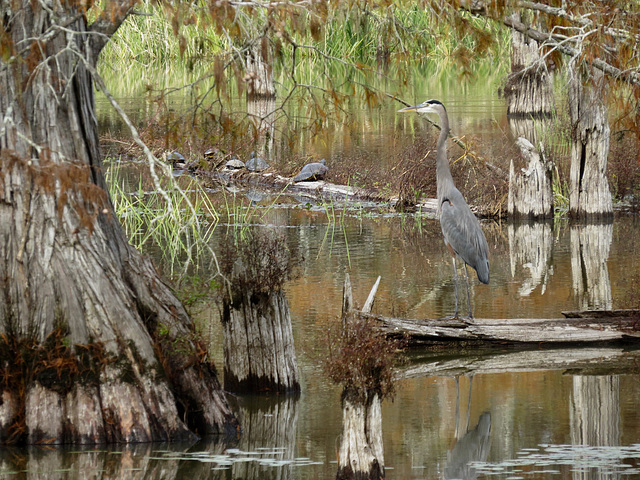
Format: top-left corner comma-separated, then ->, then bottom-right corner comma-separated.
440,191 -> 490,283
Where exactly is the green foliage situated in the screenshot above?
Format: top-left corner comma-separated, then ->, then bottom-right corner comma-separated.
105,161 -> 218,275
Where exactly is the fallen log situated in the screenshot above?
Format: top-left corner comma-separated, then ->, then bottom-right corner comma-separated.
358,309 -> 640,347
199,168 -> 440,215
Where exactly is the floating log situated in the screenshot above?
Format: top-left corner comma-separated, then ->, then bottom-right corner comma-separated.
357,309 -> 640,347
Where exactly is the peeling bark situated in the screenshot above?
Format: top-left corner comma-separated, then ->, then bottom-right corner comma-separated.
568,67 -> 613,219
336,390 -> 385,480
508,138 -> 553,218
0,1 -> 237,444
222,291 -> 300,394
504,12 -> 554,116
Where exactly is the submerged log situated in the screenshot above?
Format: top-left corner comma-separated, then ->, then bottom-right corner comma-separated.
397,347 -> 640,380
360,310 -> 640,347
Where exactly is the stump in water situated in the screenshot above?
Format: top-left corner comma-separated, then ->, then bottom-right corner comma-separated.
504,12 -> 555,219
220,229 -> 300,394
328,275 -> 403,480
568,66 -> 613,219
508,137 -> 553,218
223,290 -> 300,393
337,390 -> 384,480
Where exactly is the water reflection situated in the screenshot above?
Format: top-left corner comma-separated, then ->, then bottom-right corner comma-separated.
444,411 -> 491,480
507,221 -> 553,296
570,223 -> 613,310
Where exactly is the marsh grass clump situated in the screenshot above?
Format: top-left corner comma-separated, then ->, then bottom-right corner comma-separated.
219,228 -> 301,300
325,316 -> 406,403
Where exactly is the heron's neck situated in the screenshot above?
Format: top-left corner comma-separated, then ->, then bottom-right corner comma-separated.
435,111 -> 454,204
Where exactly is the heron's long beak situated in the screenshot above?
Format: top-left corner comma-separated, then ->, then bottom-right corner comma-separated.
397,105 -> 419,113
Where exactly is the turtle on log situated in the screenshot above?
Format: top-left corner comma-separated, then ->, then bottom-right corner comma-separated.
293,159 -> 328,182
225,157 -> 246,170
246,152 -> 269,172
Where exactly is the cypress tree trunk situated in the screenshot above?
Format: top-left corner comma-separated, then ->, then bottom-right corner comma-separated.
505,12 -> 555,219
507,138 -> 553,219
504,12 -> 554,117
0,1 -> 237,444
568,67 -> 614,219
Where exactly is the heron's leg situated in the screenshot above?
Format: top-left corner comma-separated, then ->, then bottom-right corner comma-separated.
463,263 -> 473,318
452,255 -> 459,318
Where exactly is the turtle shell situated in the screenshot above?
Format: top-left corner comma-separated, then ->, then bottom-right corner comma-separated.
246,152 -> 269,172
293,159 -> 328,182
225,158 -> 246,169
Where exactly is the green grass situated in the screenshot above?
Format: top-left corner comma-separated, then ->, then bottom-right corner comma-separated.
106,162 -> 219,275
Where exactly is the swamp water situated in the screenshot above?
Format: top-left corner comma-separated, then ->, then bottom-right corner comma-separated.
4,69 -> 640,478
2,207 -> 640,479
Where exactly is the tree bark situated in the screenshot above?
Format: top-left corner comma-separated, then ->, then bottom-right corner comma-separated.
508,138 -> 554,218
0,2 -> 237,444
568,66 -> 613,219
222,291 -> 301,394
336,390 -> 385,480
246,41 -> 276,98
504,12 -> 554,116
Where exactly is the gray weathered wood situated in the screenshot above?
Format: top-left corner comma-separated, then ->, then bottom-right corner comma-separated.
362,276 -> 381,314
336,392 -> 385,480
508,137 -> 553,218
568,65 -> 613,219
505,12 -> 554,116
223,291 -> 301,394
361,310 -> 640,347
342,273 -> 355,318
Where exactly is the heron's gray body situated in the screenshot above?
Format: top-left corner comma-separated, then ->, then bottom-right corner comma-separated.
433,105 -> 489,285
399,99 -> 489,317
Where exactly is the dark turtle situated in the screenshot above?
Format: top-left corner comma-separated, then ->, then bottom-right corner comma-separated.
246,152 -> 269,172
293,158 -> 328,182
225,157 -> 245,170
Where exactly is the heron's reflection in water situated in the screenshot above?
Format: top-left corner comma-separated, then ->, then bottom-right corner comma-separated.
444,376 -> 491,480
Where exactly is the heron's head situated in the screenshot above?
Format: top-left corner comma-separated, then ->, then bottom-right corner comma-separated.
398,99 -> 446,115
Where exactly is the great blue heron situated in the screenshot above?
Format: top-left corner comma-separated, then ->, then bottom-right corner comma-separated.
398,99 -> 489,319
